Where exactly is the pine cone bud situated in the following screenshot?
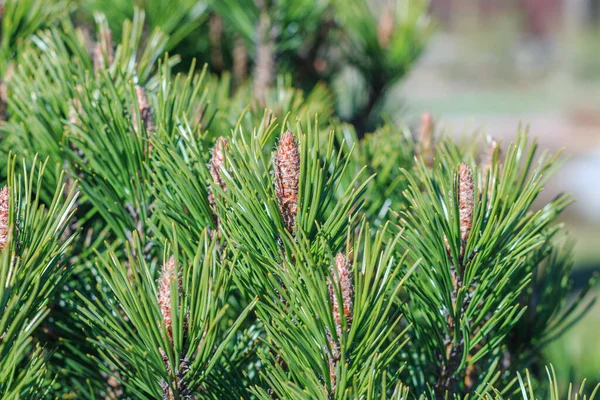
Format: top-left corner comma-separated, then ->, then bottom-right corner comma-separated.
327,252 -> 353,393
158,257 -> 178,341
458,163 -> 474,249
133,85 -> 155,133
327,346 -> 338,394
192,106 -> 206,130
329,253 -> 353,339
68,103 -> 81,126
377,9 -> 395,49
92,44 -> 103,72
207,137 -> 228,206
482,137 -> 501,176
93,26 -> 114,72
101,26 -> 114,63
418,112 -> 435,167
69,86 -> 84,126
273,131 -> 300,235
0,186 -> 9,251
105,373 -> 124,400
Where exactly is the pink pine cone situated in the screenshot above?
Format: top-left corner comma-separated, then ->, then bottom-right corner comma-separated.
329,252 -> 353,339
208,136 -> 228,206
458,163 -> 474,247
158,256 -> 177,341
0,186 -> 8,251
274,131 -> 300,235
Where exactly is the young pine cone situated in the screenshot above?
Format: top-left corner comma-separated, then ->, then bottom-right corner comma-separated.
158,257 -> 179,341
418,112 -> 435,167
133,85 -> 156,134
481,138 -> 501,198
273,131 -> 300,235
157,257 -> 193,400
93,26 -> 114,72
0,186 -> 9,251
69,85 -> 84,126
481,138 -> 500,173
207,136 -> 228,206
209,14 -> 224,71
377,8 -> 395,49
329,253 -> 353,339
327,252 -> 353,393
458,163 -> 474,254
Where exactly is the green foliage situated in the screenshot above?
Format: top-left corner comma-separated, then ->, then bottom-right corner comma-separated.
4,10 -> 170,196
0,1 -> 596,399
79,0 -> 208,51
0,156 -> 77,398
332,0 -> 431,128
398,134 -> 582,395
74,0 -> 430,131
0,0 -> 68,72
336,0 -> 430,85
249,225 -> 414,400
480,366 -> 600,400
78,231 -> 256,399
336,121 -> 415,226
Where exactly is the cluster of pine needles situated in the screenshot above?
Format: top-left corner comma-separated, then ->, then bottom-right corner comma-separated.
0,0 -> 597,399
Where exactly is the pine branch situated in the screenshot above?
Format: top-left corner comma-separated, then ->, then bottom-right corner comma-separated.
77,230 -> 256,399
398,133 -> 577,395
477,365 -> 600,399
334,0 -> 431,132
0,155 -> 78,398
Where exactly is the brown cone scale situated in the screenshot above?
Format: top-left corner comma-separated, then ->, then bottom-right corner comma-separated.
458,163 -> 474,255
273,131 -> 300,235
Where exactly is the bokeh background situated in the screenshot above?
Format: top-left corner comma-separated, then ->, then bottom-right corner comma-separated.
395,0 -> 600,384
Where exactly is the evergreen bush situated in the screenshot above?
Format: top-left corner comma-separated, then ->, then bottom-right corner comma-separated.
0,0 -> 596,398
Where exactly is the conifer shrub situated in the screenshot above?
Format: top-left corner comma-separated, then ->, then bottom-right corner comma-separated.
0,0 -> 597,399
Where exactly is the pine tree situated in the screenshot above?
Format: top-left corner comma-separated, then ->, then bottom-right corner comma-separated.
0,1 -> 597,399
